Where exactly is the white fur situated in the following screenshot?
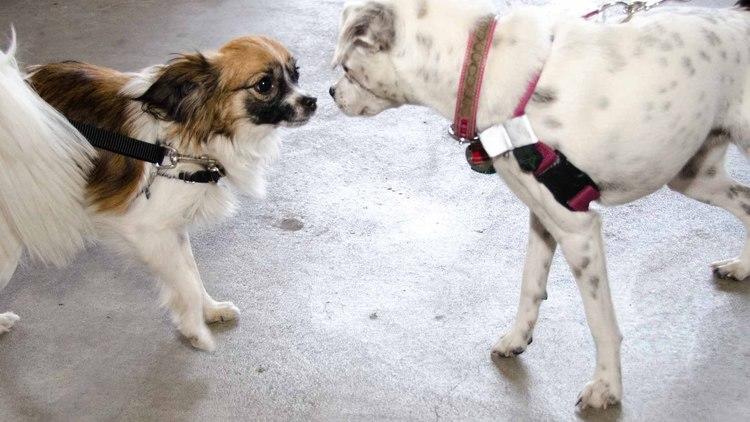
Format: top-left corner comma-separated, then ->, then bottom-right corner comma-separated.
0,33 -> 95,332
332,0 -> 750,409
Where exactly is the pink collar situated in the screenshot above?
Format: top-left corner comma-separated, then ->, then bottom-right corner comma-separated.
450,15 -> 541,143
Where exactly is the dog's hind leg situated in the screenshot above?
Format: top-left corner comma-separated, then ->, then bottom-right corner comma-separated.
669,135 -> 750,280
492,212 -> 556,357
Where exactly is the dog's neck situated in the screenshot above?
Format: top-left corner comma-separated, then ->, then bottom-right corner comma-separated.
396,8 -> 554,131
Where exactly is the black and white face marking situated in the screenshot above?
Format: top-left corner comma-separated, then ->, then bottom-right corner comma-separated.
243,59 -> 317,127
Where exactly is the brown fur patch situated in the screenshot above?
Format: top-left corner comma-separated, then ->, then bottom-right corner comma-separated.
215,36 -> 292,90
29,62 -> 145,214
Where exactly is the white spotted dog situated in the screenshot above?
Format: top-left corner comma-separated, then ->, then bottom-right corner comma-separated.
330,0 -> 750,410
0,35 -> 316,350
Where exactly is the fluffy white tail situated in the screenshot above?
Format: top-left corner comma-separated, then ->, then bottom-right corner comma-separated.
0,30 -> 94,275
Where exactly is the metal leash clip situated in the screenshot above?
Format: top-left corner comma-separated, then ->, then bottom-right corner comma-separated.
155,145 -> 221,173
156,145 -> 180,170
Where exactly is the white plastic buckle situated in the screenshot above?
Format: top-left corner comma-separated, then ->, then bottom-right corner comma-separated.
478,115 -> 539,158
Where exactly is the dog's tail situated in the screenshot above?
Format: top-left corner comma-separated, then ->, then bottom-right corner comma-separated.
0,29 -> 94,271
738,0 -> 750,10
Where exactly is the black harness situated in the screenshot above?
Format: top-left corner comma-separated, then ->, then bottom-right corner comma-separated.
71,122 -> 225,185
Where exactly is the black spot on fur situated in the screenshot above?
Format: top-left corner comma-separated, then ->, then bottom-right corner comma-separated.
544,117 -> 562,129
729,185 -> 750,199
600,182 -> 627,192
672,33 -> 685,47
341,2 -> 396,53
417,0 -> 428,18
709,127 -> 731,138
740,1 -> 750,10
682,57 -> 696,76
532,88 -> 557,105
701,28 -> 721,46
416,33 -> 433,49
590,276 -> 600,288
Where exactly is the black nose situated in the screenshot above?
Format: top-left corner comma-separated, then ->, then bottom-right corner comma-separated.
329,86 -> 336,98
300,96 -> 317,110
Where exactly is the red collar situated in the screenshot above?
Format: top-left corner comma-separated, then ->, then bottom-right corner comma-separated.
450,15 -> 541,143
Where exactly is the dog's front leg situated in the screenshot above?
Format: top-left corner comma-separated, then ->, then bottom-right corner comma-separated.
493,156 -> 622,409
128,228 -> 215,351
179,234 -> 240,324
555,213 -> 622,409
492,212 -> 556,357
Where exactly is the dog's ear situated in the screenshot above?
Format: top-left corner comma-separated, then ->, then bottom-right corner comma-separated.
333,1 -> 396,65
137,53 -> 218,123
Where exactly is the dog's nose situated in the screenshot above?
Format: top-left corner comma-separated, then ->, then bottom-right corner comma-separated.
329,86 -> 336,98
300,96 -> 317,111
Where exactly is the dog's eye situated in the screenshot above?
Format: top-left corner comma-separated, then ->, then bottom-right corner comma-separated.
342,65 -> 350,74
254,76 -> 274,94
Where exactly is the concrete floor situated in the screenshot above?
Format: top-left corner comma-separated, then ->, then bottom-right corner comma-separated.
1,0 -> 748,420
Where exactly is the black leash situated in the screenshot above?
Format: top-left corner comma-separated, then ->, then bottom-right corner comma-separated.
71,121 -> 225,184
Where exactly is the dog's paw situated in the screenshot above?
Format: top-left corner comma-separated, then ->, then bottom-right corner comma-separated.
204,301 -> 240,324
0,312 -> 20,334
711,258 -> 750,281
576,378 -> 622,410
491,329 -> 533,358
182,323 -> 216,352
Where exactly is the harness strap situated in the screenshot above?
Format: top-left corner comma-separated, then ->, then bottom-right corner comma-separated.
513,143 -> 600,212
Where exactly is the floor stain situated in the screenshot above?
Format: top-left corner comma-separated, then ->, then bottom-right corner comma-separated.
277,217 -> 304,232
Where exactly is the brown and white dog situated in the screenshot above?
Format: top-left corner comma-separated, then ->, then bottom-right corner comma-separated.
0,34 -> 316,351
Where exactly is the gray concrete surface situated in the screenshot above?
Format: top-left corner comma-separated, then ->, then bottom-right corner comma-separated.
0,0 -> 748,420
